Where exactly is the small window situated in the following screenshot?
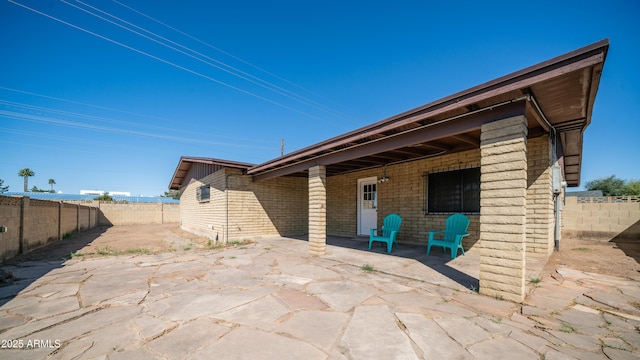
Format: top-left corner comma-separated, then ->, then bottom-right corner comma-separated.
197,185 -> 210,202
362,183 -> 377,209
426,168 -> 480,213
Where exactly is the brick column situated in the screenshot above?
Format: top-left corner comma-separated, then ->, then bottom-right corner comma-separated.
308,165 -> 327,255
479,116 -> 528,302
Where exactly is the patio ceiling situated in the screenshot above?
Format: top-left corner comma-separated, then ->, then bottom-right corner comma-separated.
248,40 -> 608,186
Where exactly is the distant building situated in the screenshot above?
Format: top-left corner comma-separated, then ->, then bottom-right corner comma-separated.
108,191 -> 131,196
79,190 -> 131,196
80,190 -> 104,196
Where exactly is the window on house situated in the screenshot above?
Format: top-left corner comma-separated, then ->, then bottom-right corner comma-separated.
362,183 -> 377,209
197,185 -> 210,202
426,168 -> 480,213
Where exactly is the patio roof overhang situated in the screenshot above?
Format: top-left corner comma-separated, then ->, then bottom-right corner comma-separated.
247,39 -> 608,186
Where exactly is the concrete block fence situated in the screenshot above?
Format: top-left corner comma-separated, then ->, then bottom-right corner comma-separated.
0,196 -> 179,261
562,196 -> 640,240
0,196 -> 97,261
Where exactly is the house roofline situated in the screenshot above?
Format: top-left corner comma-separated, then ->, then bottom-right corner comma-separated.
247,39 -> 609,177
168,156 -> 255,190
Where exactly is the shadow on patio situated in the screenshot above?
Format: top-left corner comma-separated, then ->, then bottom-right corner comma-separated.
286,235 -> 481,292
0,226 -> 108,307
286,234 -> 549,294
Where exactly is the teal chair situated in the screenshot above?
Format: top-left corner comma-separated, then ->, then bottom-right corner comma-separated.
369,214 -> 402,253
426,214 -> 470,259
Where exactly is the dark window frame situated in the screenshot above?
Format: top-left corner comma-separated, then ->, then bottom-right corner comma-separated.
425,167 -> 480,214
197,185 -> 210,202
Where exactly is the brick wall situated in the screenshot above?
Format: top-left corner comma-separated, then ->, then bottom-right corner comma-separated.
562,196 -> 640,240
61,203 -> 79,236
309,166 -> 327,255
0,196 -> 22,261
228,173 -> 308,241
179,168 -> 228,240
478,115 -> 528,302
327,167 -> 378,237
327,149 -> 481,248
0,196 -> 97,262
179,168 -> 308,242
0,195 -> 173,261
97,202 -> 179,226
176,135 -> 553,255
326,137 -> 551,250
26,199 -> 60,251
526,136 -> 555,255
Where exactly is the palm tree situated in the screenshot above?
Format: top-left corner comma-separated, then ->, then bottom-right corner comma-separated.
18,168 -> 35,192
48,178 -> 56,192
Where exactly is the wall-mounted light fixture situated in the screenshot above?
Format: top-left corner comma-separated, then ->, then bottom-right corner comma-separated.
378,165 -> 390,183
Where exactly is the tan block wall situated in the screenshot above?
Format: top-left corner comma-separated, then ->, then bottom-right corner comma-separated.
180,169 -> 227,240
227,173 -> 308,241
327,150 -> 481,248
61,203 -> 79,236
79,204 -> 90,231
309,166 -> 327,255
0,196 -> 97,261
526,136 -> 555,255
163,203 -> 180,224
479,116 -> 528,303
97,202 -> 179,226
26,199 -> 60,251
327,167 -> 378,237
328,133 -> 551,252
180,168 -> 308,242
562,197 -> 640,239
0,196 -> 22,261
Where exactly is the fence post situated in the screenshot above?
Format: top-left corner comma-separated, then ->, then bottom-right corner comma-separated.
19,196 -> 30,254
58,201 -> 62,240
76,203 -> 80,233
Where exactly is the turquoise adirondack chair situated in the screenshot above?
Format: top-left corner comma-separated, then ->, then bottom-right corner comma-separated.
426,214 -> 470,259
369,214 -> 402,253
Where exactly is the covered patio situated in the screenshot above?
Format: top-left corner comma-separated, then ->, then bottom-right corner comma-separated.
247,40 -> 609,302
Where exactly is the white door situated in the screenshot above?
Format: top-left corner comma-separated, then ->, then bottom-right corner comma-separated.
357,177 -> 378,236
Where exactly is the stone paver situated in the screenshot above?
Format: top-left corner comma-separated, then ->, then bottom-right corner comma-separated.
0,233 -> 638,359
341,305 -> 419,359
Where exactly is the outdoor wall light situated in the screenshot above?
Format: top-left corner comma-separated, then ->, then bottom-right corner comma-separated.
378,166 -> 390,183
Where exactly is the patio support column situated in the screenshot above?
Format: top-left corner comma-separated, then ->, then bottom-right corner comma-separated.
308,165 -> 327,256
479,116 -> 528,303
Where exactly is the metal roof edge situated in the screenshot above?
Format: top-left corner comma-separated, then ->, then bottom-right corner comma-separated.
247,39 -> 609,175
168,156 -> 256,190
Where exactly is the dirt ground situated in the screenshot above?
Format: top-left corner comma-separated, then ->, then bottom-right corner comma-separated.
544,235 -> 640,280
5,224 -> 640,281
4,224 -> 214,264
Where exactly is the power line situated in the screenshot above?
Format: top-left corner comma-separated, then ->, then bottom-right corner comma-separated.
0,86 -> 172,123
0,98 -> 270,144
8,0 -> 331,123
0,87 -> 273,144
67,0 -> 354,121
0,109 -> 273,149
112,0 -> 352,115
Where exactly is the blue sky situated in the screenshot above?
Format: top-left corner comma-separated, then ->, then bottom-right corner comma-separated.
1,0 -> 638,196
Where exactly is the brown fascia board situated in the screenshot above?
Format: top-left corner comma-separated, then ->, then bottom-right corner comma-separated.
247,39 -> 609,176
168,156 -> 255,190
179,156 -> 255,169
